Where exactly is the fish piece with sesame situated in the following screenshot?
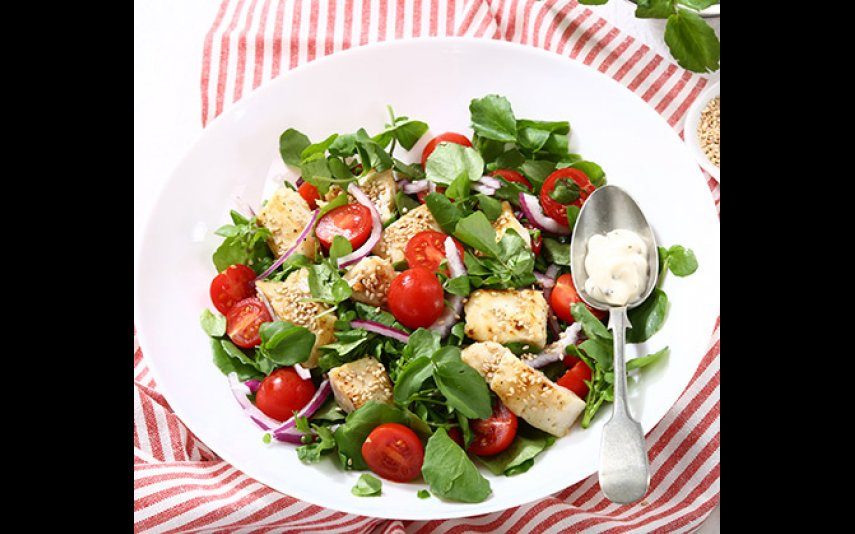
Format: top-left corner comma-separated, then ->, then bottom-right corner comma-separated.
463,289 -> 548,349
255,268 -> 336,368
461,341 -> 585,437
372,204 -> 441,264
342,256 -> 398,307
256,186 -> 318,260
328,356 -> 394,413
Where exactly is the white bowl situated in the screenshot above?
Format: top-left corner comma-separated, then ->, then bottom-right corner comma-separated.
683,81 -> 720,182
134,37 -> 721,520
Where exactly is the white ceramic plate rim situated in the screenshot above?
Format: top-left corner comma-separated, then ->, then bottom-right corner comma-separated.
135,36 -> 720,520
683,80 -> 720,182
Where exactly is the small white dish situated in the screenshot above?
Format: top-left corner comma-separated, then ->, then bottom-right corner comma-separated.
683,81 -> 720,182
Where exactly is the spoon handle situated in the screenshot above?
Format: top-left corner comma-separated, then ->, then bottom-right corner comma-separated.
598,307 -> 650,504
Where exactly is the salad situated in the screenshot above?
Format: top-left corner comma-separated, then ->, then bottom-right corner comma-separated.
199,95 -> 699,502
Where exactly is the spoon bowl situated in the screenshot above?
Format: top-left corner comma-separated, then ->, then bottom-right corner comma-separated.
569,185 -> 659,310
568,184 -> 659,504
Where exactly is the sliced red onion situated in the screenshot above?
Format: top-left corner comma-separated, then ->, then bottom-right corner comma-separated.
534,272 -> 555,289
295,177 -> 305,187
525,322 -> 583,369
293,363 -> 312,380
227,373 -> 280,431
337,184 -> 383,268
244,379 -> 262,394
256,209 -> 320,280
429,181 -> 437,193
257,289 -> 277,319
478,175 -> 502,189
235,195 -> 257,218
350,320 -> 410,343
429,237 -> 467,338
271,379 -> 331,439
397,179 -> 411,190
443,237 -> 466,278
548,314 -> 561,337
472,183 -> 497,196
519,193 -> 570,235
540,263 -> 561,337
402,180 -> 429,194
271,430 -> 304,444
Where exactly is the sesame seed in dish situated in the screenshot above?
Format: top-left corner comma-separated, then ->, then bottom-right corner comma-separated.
697,96 -> 719,168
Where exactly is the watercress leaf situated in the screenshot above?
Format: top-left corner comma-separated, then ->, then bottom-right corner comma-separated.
373,119 -> 429,150
300,154 -> 333,194
328,133 -> 357,156
445,275 -> 471,297
211,339 -> 264,380
493,177 -> 531,206
463,251 -> 490,275
422,428 -> 492,503
519,160 -> 557,192
542,237 -> 571,266
319,192 -> 349,217
540,132 -> 569,156
417,489 -> 431,499
627,346 -> 670,370
405,328 -> 442,360
393,356 -> 434,404
214,224 -> 239,238
354,128 -> 393,172
472,135 -> 506,164
329,235 -> 353,263
486,149 -> 526,172
328,157 -> 355,180
392,158 -> 425,180
475,426 -> 556,476
351,473 -> 382,496
355,301 -> 402,328
449,322 -> 466,346
517,119 -> 570,154
469,95 -> 517,143
664,9 -> 720,73
446,171 -> 471,201
627,289 -> 669,343
395,190 -> 421,216
300,134 -> 339,161
635,0 -> 677,18
212,219 -> 274,275
279,128 -> 311,166
476,194 -> 503,221
334,401 -> 409,470
579,338 -> 613,370
570,161 -> 606,187
307,263 -> 352,305
548,179 -> 581,204
312,396 -> 347,422
566,205 -> 580,231
296,424 -> 337,464
454,211 -> 500,257
433,353 -> 492,419
678,0 -> 717,8
424,192 -> 464,234
571,303 -> 613,342
258,321 -> 316,365
200,309 -> 226,337
425,143 -> 484,186
457,411 -> 473,448
667,245 -> 698,276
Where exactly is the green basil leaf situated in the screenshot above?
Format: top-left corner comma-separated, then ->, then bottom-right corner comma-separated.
664,9 -> 720,73
627,289 -> 669,343
421,428 -> 492,503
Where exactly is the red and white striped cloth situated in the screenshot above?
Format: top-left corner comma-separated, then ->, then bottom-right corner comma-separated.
135,1 -> 720,532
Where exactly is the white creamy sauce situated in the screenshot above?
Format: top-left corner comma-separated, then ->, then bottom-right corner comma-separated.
583,229 -> 649,306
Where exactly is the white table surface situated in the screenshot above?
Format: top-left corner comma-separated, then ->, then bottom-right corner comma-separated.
133,1 -> 719,530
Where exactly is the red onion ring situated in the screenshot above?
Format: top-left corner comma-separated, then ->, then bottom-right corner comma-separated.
525,323 -> 582,369
337,184 -> 383,268
350,320 -> 410,343
256,209 -> 320,280
478,175 -> 502,189
402,180 -> 429,194
472,183 -> 497,196
518,193 -> 570,235
293,364 -> 312,380
429,237 -> 467,338
244,379 -> 262,394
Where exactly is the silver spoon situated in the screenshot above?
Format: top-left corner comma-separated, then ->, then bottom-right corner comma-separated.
569,185 -> 659,504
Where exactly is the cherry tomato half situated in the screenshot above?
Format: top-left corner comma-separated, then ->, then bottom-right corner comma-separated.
226,297 -> 272,348
421,132 -> 472,167
539,168 -> 596,226
210,264 -> 257,314
550,273 -> 607,324
314,203 -> 373,250
255,367 -> 316,421
557,360 -> 593,399
362,423 -> 424,482
297,181 -> 321,210
468,402 -> 518,456
405,231 -> 465,276
491,169 -> 532,190
387,267 -> 445,329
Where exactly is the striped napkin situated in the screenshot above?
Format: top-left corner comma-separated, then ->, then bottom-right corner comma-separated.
135,1 -> 720,532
